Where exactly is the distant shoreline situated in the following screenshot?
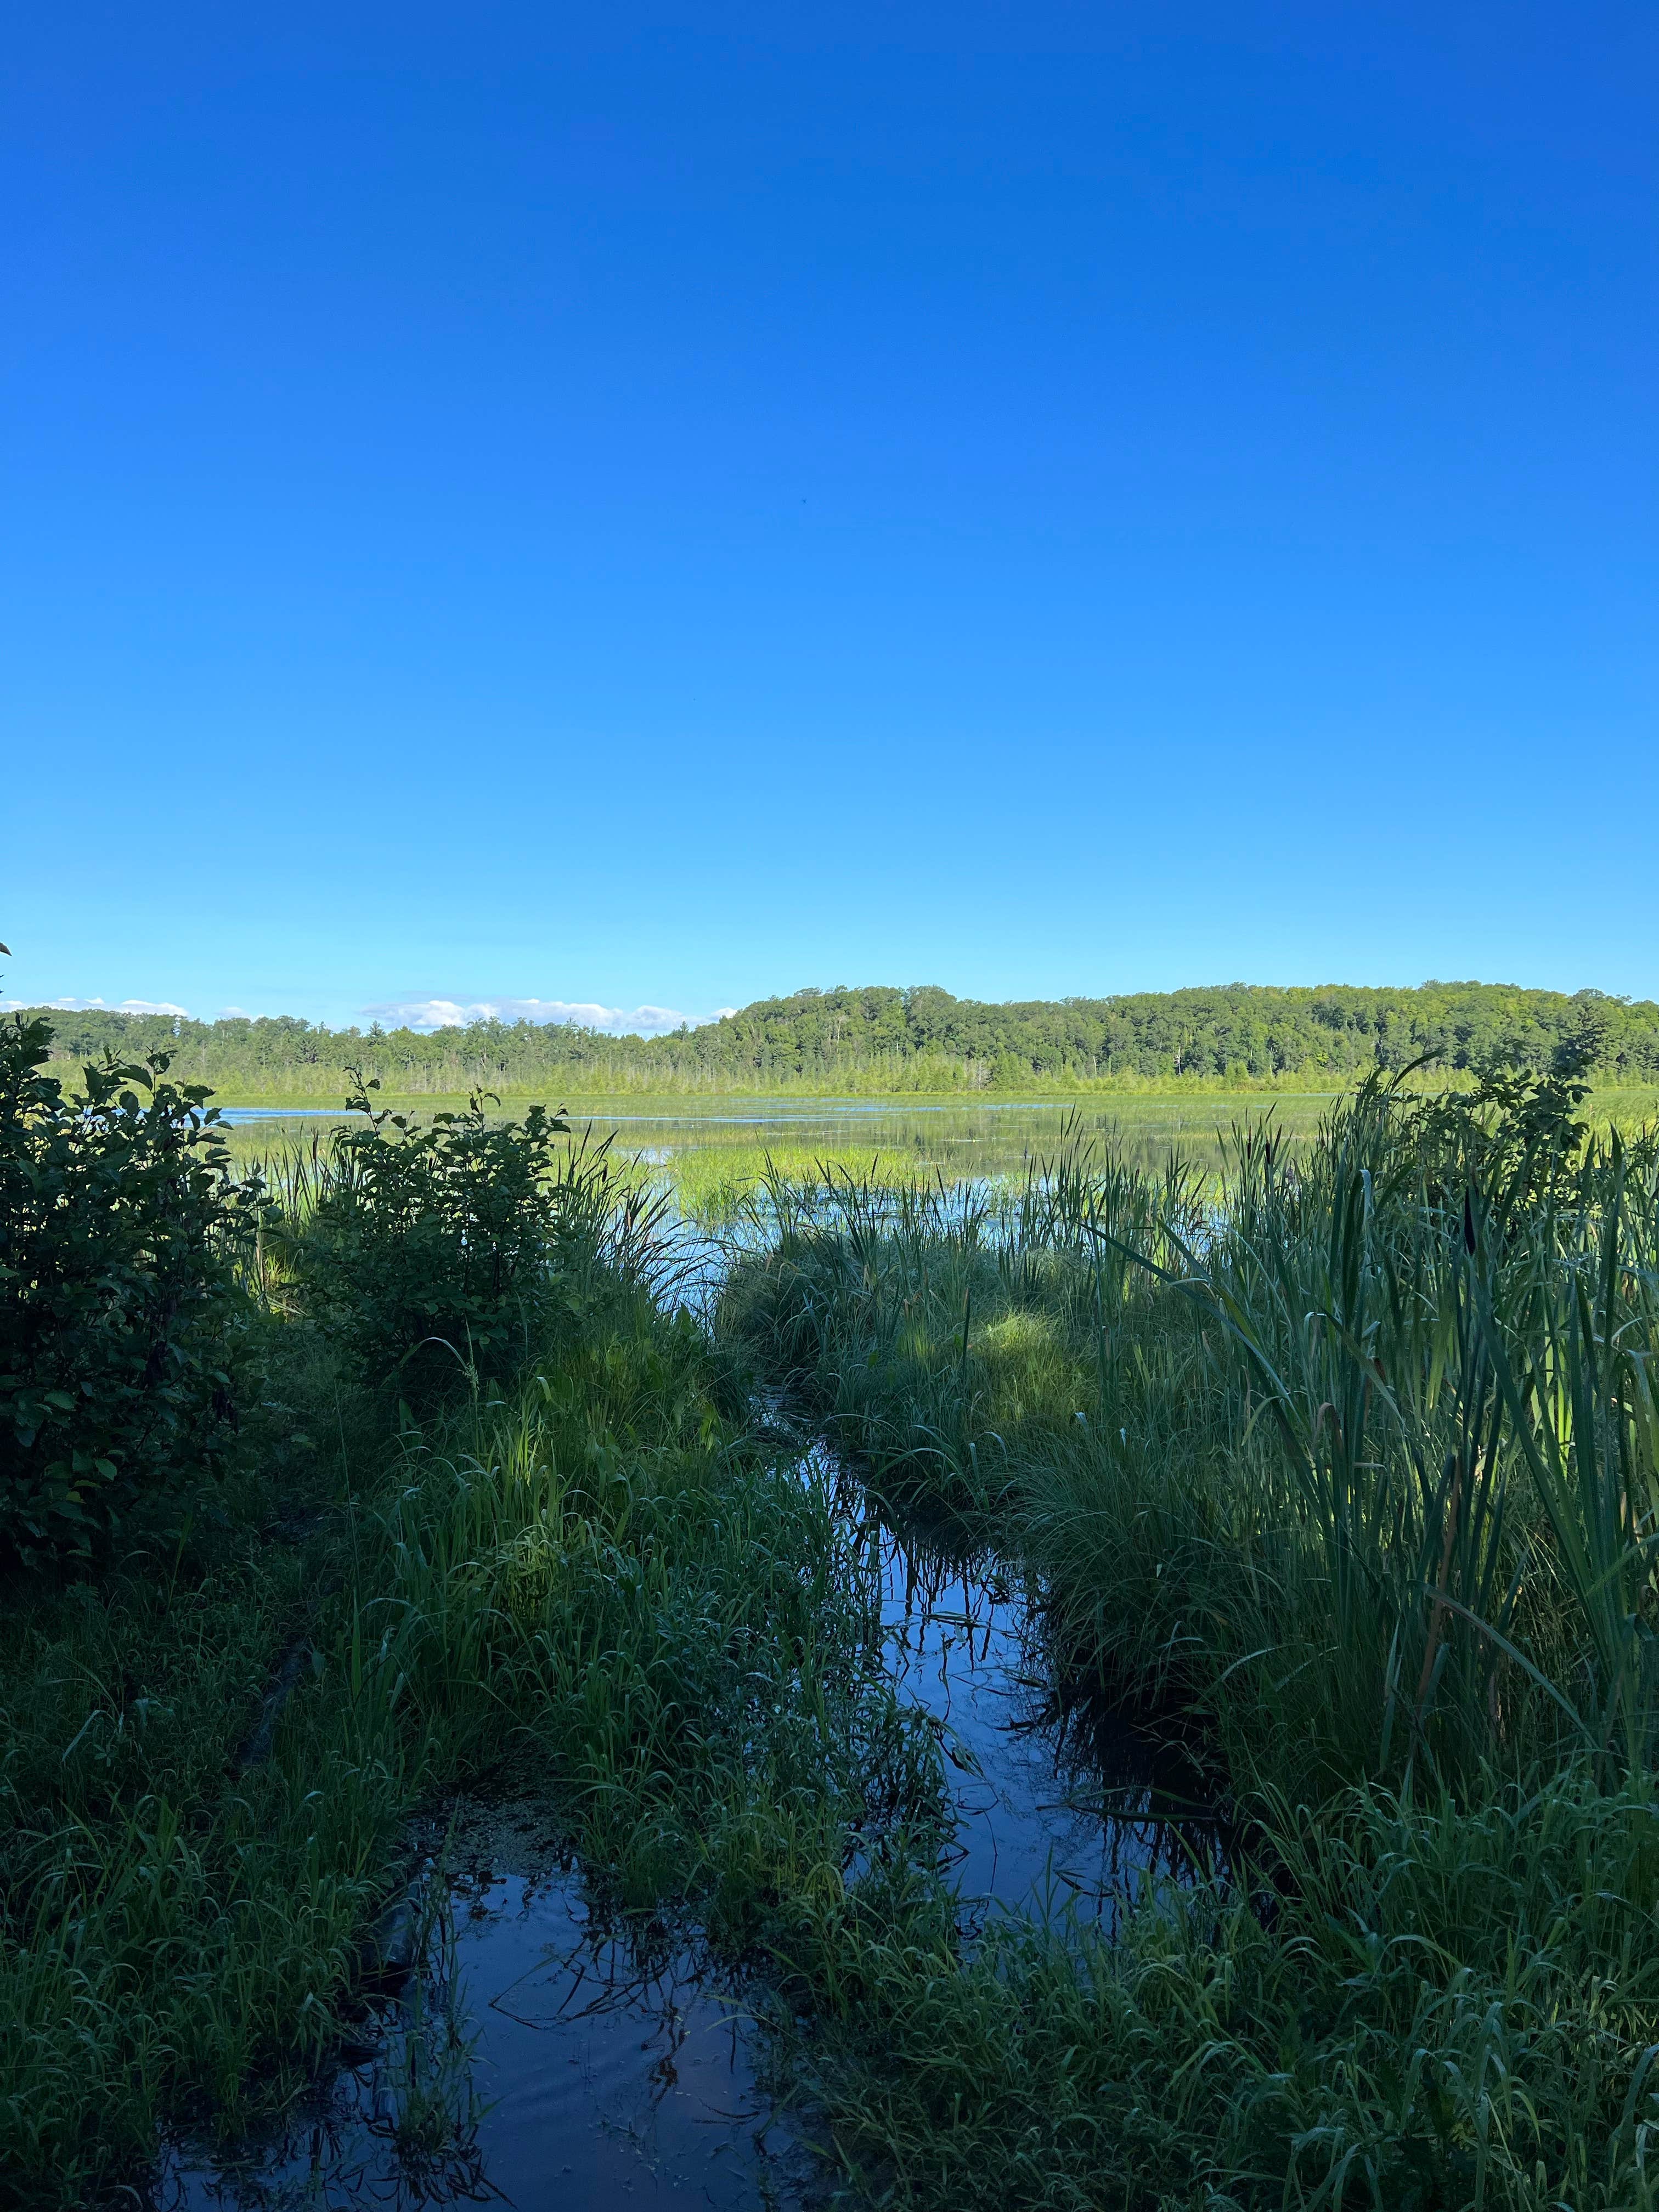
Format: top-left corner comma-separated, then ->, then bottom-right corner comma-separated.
19,980 -> 1659,1100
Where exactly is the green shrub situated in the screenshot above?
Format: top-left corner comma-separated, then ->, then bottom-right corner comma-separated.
283,1077 -> 570,1400
0,1013 -> 258,1560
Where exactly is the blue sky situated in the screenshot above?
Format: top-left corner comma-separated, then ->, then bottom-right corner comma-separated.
4,2 -> 1655,1031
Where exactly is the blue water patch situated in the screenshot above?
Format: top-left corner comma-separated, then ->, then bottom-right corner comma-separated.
217,1107 -> 355,1124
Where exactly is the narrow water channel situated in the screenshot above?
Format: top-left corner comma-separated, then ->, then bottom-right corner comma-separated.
156,1432 -> 1211,2211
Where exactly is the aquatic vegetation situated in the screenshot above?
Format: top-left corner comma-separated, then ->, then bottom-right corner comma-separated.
724,1075 -> 1659,2204
10,1048 -> 1659,2208
774,1765 -> 1659,2211
0,1093 -> 942,2204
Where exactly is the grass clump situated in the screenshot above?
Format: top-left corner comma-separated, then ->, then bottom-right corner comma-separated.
0,1421 -> 405,2191
771,1768 -> 1659,2210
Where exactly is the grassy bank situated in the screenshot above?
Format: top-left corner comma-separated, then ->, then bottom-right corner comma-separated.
0,1053 -> 944,2203
2,1230 -> 946,2204
720,1072 -> 1659,2206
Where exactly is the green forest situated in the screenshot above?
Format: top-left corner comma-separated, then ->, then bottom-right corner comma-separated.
22,978 -> 1659,1098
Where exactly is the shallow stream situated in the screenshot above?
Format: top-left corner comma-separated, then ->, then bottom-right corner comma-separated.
156,1406 -> 1212,2211
162,1110 -> 1223,2209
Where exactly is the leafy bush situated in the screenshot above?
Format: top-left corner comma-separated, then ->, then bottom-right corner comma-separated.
0,1012 -> 258,1560
283,1078 -> 571,1399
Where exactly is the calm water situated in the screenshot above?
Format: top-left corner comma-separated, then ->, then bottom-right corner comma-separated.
156,1423 -> 1212,2211
868,1509 -> 1206,1920
160,1843 -> 805,2210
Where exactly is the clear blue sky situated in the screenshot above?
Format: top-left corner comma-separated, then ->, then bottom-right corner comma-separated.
5,3 -> 1655,1031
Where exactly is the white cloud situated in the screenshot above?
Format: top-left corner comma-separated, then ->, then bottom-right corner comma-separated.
217,1006 -> 252,1019
360,995 -> 719,1037
0,995 -> 192,1017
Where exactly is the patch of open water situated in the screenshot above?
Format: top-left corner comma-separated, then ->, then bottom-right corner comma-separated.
859,1491 -> 1210,1925
155,1435 -> 1214,2210
157,1809 -> 807,2211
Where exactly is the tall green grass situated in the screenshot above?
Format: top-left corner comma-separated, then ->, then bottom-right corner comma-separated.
15,1065 -> 1659,2208
768,1759 -> 1659,2210
719,1080 -> 1659,2205
727,1085 -> 1659,1791
0,1126 -> 945,2204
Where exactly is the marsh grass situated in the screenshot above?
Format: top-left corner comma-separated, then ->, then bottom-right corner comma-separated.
16,1069 -> 1659,2208
726,1086 -> 1659,1786
0,1120 -> 948,2204
222,1093 -> 1350,1205
766,1763 -> 1659,2211
718,1082 -> 1659,2205
0,1396 -> 406,2191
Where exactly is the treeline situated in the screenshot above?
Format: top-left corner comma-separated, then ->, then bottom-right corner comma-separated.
23,979 -> 1659,1098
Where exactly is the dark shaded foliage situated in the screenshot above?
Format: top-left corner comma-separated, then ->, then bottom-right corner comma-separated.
0,1014 -> 257,1558
278,1076 -> 571,1400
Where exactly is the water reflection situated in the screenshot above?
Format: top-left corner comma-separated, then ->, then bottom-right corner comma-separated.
819,1446 -> 1215,1929
159,1820 -> 804,2210
157,1434 -> 1217,2208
